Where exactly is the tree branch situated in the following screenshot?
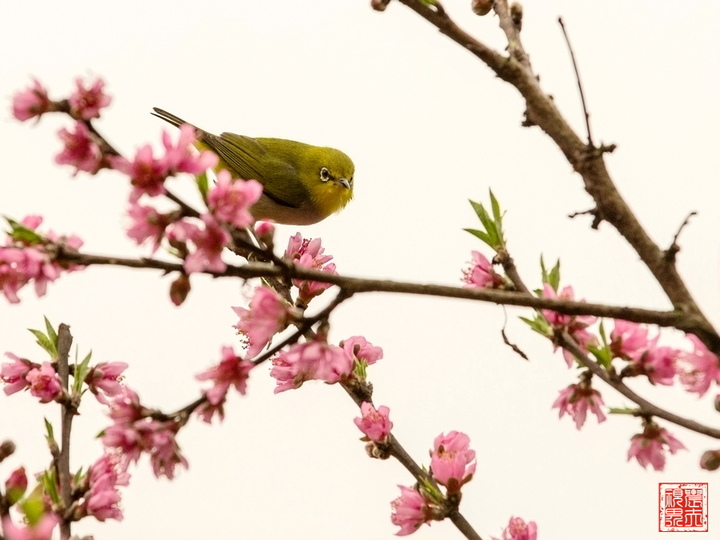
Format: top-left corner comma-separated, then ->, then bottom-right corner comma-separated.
391,0 -> 719,358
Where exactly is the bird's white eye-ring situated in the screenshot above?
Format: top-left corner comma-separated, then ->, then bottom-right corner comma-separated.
320,167 -> 331,182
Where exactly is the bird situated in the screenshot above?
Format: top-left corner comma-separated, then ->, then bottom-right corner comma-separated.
152,107 -> 354,225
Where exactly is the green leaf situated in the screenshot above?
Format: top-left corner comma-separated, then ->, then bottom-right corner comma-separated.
519,315 -> 552,336
4,216 -> 44,245
463,227 -> 492,246
21,495 -> 48,525
39,469 -> 59,505
44,418 -> 55,441
540,256 -> 561,291
489,189 -> 503,227
465,191 -> 507,250
196,171 -> 210,201
43,316 -> 58,345
587,343 -> 613,370
28,329 -> 57,359
73,467 -> 85,486
73,350 -> 93,393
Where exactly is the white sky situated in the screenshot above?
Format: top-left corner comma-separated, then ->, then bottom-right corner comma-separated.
1,1 -> 719,539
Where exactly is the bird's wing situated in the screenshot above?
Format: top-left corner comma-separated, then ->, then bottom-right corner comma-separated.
207,133 -> 308,208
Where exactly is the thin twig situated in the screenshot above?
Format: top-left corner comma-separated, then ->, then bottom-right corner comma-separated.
558,17 -> 593,146
665,211 -> 697,262
56,324 -> 74,540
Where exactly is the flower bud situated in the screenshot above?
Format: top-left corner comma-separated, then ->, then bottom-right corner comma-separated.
471,0 -> 493,16
169,273 -> 191,306
700,450 -> 720,471
5,467 -> 28,505
510,2 -> 523,29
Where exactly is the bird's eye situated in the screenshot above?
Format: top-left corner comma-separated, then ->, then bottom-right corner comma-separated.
320,167 -> 331,182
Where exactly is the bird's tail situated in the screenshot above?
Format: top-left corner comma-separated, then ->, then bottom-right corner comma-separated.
151,107 -> 193,129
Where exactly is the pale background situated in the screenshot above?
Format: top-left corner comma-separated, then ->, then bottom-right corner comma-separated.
1,1 -> 719,539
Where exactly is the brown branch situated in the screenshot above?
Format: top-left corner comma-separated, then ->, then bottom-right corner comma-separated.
558,17 -> 593,146
391,0 -> 719,360
558,332 -> 720,439
54,249 -> 713,342
56,323 -> 74,540
341,383 -> 482,540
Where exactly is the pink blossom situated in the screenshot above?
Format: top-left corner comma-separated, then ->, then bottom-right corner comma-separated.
168,214 -> 230,273
208,169 -> 263,228
295,258 -> 336,304
640,346 -> 678,386
102,390 -> 188,479
341,336 -> 383,366
354,402 -> 392,443
627,425 -> 686,471
0,246 -> 59,302
462,251 -> 505,289
0,217 -> 84,303
677,335 -> 720,396
610,320 -> 653,360
84,453 -> 128,521
541,283 -> 597,367
430,431 -> 476,493
284,234 -> 337,304
255,221 -> 275,238
285,233 -> 333,265
270,340 -> 352,393
552,383 -> 606,429
144,420 -> 188,479
196,345 -> 254,418
125,200 -> 173,252
12,79 -> 52,121
2,514 -> 59,540
162,124 -> 218,175
609,321 -> 677,385
101,423 -> 143,470
492,516 -> 538,540
111,144 -> 168,197
106,386 -> 144,425
1,353 -> 38,395
390,485 -> 431,536
55,121 -> 103,174
233,287 -> 291,358
86,361 -> 128,402
68,77 -> 111,120
26,362 -> 62,403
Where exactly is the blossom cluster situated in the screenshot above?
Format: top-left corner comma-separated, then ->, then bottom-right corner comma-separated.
270,335 -> 382,393
195,345 -> 255,423
535,280 -> 719,471
102,387 -> 188,479
10,77 -> 268,292
1,337 -> 131,534
13,77 -> 113,175
389,431 -> 478,536
0,215 -> 84,303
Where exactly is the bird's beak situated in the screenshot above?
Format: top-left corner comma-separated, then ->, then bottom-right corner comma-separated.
337,178 -> 351,190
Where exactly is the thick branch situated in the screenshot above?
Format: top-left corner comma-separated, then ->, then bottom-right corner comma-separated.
392,0 -> 718,355
58,250 -> 708,337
